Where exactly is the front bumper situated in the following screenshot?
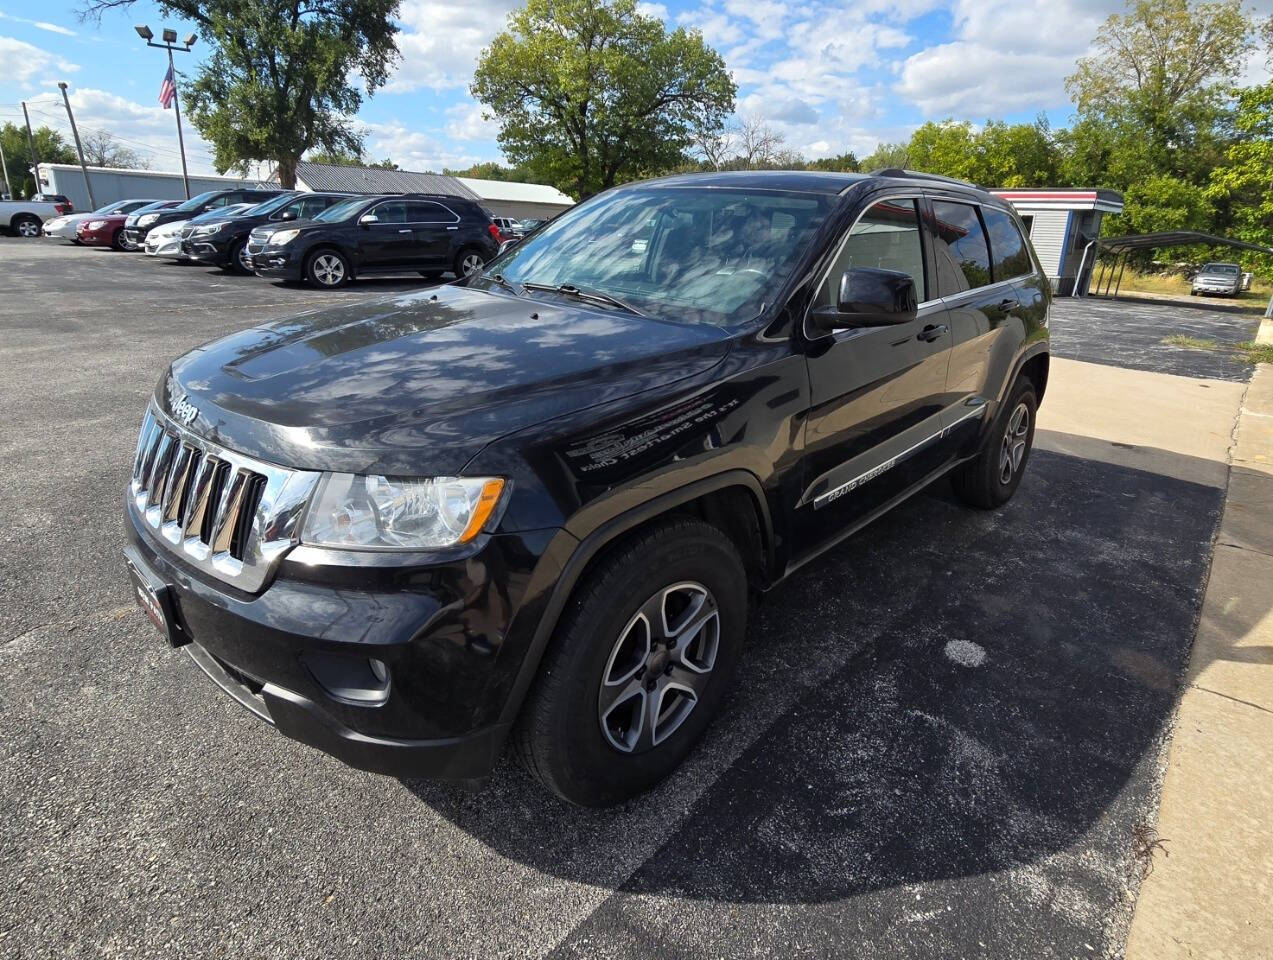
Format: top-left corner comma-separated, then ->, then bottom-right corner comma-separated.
123,501 -> 557,780
123,226 -> 153,248
251,245 -> 305,280
146,236 -> 184,257
181,236 -> 232,264
1192,282 -> 1239,295
77,225 -> 117,246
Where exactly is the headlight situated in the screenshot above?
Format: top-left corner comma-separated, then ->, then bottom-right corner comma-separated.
192,223 -> 223,236
87,220 -> 107,229
301,474 -> 506,550
46,217 -> 65,229
270,228 -> 300,246
138,213 -> 160,226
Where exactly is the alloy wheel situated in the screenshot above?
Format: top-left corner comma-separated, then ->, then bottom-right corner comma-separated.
312,253 -> 345,286
461,253 -> 484,277
999,402 -> 1030,485
597,581 -> 720,754
16,219 -> 39,238
237,243 -> 253,273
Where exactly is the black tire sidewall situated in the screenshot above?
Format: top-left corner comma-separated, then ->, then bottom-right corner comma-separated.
453,247 -> 484,279
528,522 -> 746,806
988,381 -> 1038,502
228,239 -> 250,273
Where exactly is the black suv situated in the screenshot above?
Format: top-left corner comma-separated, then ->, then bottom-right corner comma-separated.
247,192 -> 501,287
123,187 -> 284,248
180,191 -> 354,273
123,170 -> 1049,806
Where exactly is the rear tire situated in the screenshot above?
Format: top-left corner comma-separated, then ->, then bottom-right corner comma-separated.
12,215 -> 40,238
228,239 -> 252,274
305,248 -> 350,288
951,377 -> 1038,509
453,247 -> 485,280
514,519 -> 747,807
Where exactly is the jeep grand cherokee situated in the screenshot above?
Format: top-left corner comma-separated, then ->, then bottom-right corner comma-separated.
123,169 -> 1050,807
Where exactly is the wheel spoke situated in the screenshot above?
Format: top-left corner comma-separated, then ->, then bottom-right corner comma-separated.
598,678 -> 646,753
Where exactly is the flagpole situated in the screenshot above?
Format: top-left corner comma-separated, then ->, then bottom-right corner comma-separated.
167,48 -> 190,200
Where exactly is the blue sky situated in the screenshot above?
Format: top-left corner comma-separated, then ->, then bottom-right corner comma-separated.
1,0 -> 1269,179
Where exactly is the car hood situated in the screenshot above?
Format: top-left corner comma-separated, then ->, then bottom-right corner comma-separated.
164,284 -> 733,475
1197,272 -> 1238,282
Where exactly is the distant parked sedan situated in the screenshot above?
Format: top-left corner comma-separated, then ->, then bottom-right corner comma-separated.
43,199 -> 161,242
147,205 -> 255,260
76,213 -> 136,250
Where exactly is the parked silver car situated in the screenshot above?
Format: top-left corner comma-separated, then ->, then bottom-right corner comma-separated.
42,199 -> 160,242
1191,262 -> 1243,297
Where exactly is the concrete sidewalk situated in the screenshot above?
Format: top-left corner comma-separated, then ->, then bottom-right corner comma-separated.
1124,361 -> 1273,959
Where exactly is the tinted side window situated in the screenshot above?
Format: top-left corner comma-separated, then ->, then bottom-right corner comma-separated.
207,194 -> 234,209
930,200 -> 991,294
407,201 -> 459,223
982,207 -> 1032,280
819,199 -> 926,306
371,200 -> 408,222
297,196 -> 330,218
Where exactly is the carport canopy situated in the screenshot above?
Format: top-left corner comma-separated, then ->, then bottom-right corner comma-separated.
1079,231 -> 1273,311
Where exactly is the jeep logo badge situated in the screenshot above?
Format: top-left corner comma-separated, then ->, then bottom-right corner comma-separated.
172,393 -> 198,426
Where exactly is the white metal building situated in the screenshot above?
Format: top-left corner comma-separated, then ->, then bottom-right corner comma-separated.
454,177 -> 575,221
992,188 -> 1124,296
39,163 -> 268,211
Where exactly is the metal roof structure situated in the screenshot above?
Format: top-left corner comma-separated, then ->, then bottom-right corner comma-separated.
290,161 -> 481,200
1095,231 -> 1273,256
992,188 -> 1124,213
454,176 -> 574,207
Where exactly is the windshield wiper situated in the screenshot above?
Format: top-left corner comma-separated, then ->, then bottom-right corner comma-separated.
521,281 -> 646,317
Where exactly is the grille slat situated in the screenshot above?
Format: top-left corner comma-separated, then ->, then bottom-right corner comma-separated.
128,404 -> 321,592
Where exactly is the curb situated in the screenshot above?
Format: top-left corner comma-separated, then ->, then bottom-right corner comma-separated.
1257,314 -> 1273,346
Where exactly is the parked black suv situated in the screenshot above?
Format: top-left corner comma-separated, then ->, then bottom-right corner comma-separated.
179,191 -> 355,273
123,187 -> 284,248
123,170 -> 1050,806
247,192 -> 502,287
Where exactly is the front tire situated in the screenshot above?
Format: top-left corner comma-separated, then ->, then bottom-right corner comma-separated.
228,239 -> 253,274
951,377 -> 1038,509
514,519 -> 747,806
305,249 -> 350,288
110,228 -> 126,251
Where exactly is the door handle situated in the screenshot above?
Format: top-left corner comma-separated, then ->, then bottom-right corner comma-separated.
446,226 -> 459,231
398,229 -> 413,234
917,323 -> 949,343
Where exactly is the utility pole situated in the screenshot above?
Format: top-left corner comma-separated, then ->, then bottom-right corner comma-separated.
0,138 -> 13,200
21,101 -> 41,198
58,82 -> 96,210
136,25 -> 196,199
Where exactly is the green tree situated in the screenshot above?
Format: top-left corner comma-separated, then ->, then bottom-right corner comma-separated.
472,0 -> 736,198
1064,0 -> 1253,185
1208,81 -> 1273,267
805,152 -> 860,173
82,131 -> 149,169
1113,173 -> 1213,234
859,141 -> 909,171
0,123 -> 76,198
308,150 -> 399,170
81,0 -> 401,188
444,160 -> 547,183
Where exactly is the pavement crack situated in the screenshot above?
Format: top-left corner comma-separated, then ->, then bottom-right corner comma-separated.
1215,540 -> 1273,560
1189,684 -> 1273,716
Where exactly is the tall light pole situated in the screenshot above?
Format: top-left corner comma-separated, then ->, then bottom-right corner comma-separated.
58,82 -> 96,210
135,25 -> 196,199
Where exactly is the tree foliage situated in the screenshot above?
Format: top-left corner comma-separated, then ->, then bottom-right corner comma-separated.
472,0 -> 735,198
0,123 -> 76,198
443,160 -> 549,183
1208,80 -> 1273,269
80,0 -> 401,188
81,131 -> 149,169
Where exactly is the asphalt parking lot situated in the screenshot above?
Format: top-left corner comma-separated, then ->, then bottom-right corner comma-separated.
0,238 -> 1251,958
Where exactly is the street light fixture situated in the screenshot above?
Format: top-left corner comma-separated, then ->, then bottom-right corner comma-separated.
135,24 -> 197,198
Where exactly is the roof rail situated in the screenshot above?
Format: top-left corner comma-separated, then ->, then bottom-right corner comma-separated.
869,168 -> 981,189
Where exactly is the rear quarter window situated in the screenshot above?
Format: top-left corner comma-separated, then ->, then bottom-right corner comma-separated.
982,207 -> 1033,280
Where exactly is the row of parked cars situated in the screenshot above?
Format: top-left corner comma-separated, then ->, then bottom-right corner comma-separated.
27,187 -> 541,288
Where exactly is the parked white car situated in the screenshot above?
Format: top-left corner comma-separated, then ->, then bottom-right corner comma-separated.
1,197 -> 71,238
144,219 -> 192,258
42,199 -> 160,242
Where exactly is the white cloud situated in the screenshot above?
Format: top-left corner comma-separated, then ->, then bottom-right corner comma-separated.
386,0 -> 519,93
636,2 -> 669,19
364,119 -> 485,172
444,102 -> 499,142
0,35 -> 79,89
0,13 -> 75,37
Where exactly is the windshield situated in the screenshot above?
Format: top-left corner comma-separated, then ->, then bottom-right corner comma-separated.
175,190 -> 222,212
1202,263 -> 1240,275
481,186 -> 833,325
241,192 -> 298,217
134,200 -> 174,214
314,196 -> 373,222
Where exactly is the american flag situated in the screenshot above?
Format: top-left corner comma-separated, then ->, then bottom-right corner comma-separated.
159,64 -> 176,109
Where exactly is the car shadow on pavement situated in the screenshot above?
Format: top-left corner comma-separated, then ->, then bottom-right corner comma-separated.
402,441 -> 1242,950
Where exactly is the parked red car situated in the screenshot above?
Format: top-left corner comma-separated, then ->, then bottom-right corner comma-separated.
76,213 -> 132,250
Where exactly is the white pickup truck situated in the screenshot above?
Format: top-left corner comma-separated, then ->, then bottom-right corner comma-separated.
2,198 -> 73,238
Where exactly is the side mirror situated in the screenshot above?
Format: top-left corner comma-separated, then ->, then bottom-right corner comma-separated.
278,210 -> 297,222
358,213 -> 378,227
809,267 -> 918,332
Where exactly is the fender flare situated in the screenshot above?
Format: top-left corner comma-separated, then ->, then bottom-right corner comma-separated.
495,468 -> 774,728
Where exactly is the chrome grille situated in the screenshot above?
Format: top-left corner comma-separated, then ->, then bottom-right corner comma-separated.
129,406 -> 321,592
